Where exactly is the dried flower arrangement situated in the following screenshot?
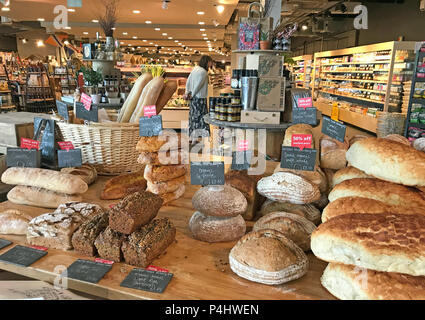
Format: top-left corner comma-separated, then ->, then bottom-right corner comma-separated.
98,0 -> 119,37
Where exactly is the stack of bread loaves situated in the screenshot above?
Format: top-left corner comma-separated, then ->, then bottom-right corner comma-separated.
136,131 -> 189,205
1,168 -> 88,209
312,137 -> 425,300
189,185 -> 247,242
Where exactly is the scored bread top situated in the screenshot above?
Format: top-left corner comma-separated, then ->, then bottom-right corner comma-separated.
136,132 -> 188,153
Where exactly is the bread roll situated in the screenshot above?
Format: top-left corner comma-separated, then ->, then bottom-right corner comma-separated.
322,197 -> 425,222
189,211 -> 246,243
160,184 -> 186,205
253,212 -> 316,251
346,138 -> 425,187
274,165 -> 328,194
283,124 -> 315,149
147,175 -> 185,195
259,199 -> 321,225
1,167 -> 88,195
257,172 -> 321,204
322,263 -> 425,300
383,134 -> 411,146
61,164 -> 97,185
332,166 -> 372,188
0,210 -> 32,235
320,136 -> 349,170
144,164 -> 187,183
229,229 -> 309,285
7,186 -> 83,209
137,149 -> 189,166
328,178 -> 425,207
311,213 -> 425,276
136,132 -> 188,153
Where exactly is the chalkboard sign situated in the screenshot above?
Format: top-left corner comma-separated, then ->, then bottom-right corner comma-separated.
65,259 -> 112,284
6,148 -> 41,168
139,115 -> 163,137
190,162 -> 225,186
321,116 -> 346,142
75,102 -> 98,122
231,150 -> 253,171
120,268 -> 173,294
281,146 -> 317,172
58,149 -> 82,168
34,118 -> 56,165
56,100 -> 69,120
292,107 -> 317,126
0,245 -> 47,267
0,239 -> 12,250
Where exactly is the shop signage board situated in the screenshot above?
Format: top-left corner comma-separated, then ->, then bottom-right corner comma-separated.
281,146 -> 317,172
231,140 -> 252,171
58,149 -> 82,168
6,148 -> 41,168
76,102 -> 98,122
120,268 -> 173,294
0,245 -> 47,267
65,259 -> 113,284
56,101 -> 69,120
190,162 -> 225,186
292,107 -> 317,126
322,116 -> 346,142
0,239 -> 12,250
139,115 -> 163,137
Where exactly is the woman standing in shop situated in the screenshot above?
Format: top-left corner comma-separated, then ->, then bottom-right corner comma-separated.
184,55 -> 213,143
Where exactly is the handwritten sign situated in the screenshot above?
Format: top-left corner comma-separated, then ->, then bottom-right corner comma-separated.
65,259 -> 112,284
146,265 -> 169,273
237,140 -> 249,151
231,150 -> 253,171
139,115 -> 163,137
281,146 -> 317,172
291,134 -> 312,151
81,93 -> 92,111
6,148 -> 41,168
56,100 -> 69,120
76,102 -> 98,122
94,258 -> 115,265
58,149 -> 82,168
292,107 -> 317,126
21,138 -> 39,150
190,162 -> 225,186
297,97 -> 313,109
58,141 -> 75,151
120,268 -> 173,294
322,116 -> 346,143
0,245 -> 47,267
143,105 -> 157,118
0,239 -> 12,250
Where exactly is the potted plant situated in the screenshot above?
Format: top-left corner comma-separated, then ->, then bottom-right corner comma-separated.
260,30 -> 272,50
80,66 -> 103,104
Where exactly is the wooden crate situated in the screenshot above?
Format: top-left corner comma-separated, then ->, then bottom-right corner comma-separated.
241,110 -> 281,125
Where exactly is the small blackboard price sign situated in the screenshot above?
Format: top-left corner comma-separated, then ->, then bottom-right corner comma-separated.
281,146 -> 317,172
292,107 -> 317,126
65,259 -> 112,284
56,100 -> 69,120
75,102 -> 98,122
120,268 -> 173,294
0,239 -> 12,250
231,150 -> 253,171
6,147 -> 41,168
58,149 -> 82,168
139,115 -> 163,137
190,162 -> 225,186
321,116 -> 346,142
0,245 -> 47,267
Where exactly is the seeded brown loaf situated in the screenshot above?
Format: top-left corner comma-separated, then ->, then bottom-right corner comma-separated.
144,164 -> 187,183
259,199 -> 321,225
192,185 -> 248,218
147,175 -> 185,195
137,149 -> 189,166
320,136 -> 349,170
346,138 -> 425,187
94,226 -> 127,262
109,191 -> 163,235
100,170 -> 147,200
159,184 -> 186,205
136,131 -> 188,153
121,218 -> 176,267
332,166 -> 372,188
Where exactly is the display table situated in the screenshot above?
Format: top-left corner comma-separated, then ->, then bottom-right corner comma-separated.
0,161 -> 334,300
61,100 -> 123,110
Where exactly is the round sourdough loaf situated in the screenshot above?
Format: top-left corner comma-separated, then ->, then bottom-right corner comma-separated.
259,199 -> 321,225
332,166 -> 373,188
229,229 -> 308,285
274,165 -> 328,194
346,137 -> 425,187
253,212 -> 316,251
349,135 -> 368,147
257,172 -> 321,205
320,136 -> 349,170
189,211 -> 246,243
192,185 -> 247,217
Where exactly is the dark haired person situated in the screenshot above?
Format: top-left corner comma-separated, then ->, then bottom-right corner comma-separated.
184,55 -> 213,143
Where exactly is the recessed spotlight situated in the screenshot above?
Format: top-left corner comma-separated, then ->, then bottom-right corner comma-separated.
197,11 -> 205,15
155,44 -> 158,47
162,33 -> 167,36
174,40 -> 178,43
149,42 -> 153,45
198,22 -> 205,25
37,18 -> 45,21
155,28 -> 160,31
68,8 -> 75,12
168,37 -> 172,39
143,40 -> 147,42
203,37 -> 208,40
200,28 -> 205,31
128,44 -> 132,46
1,7 -> 10,12
145,21 -> 152,24
133,10 -> 141,14
120,41 -> 124,44
92,19 -> 99,23
202,34 -> 207,36
216,5 -> 225,14
122,32 -> 128,35
132,36 -> 138,39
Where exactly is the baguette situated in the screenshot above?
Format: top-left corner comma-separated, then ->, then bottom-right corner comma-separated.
129,77 -> 165,123
1,167 -> 88,195
155,80 -> 177,113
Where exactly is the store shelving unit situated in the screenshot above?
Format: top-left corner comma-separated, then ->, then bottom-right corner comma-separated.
312,41 -> 417,133
54,65 -> 77,98
24,65 -> 56,113
290,55 -> 313,89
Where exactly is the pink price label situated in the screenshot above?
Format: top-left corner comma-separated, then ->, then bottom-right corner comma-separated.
146,265 -> 169,273
291,134 -> 312,151
30,245 -> 48,252
95,258 -> 114,265
58,141 -> 75,151
143,105 -> 157,118
108,203 -> 116,209
297,97 -> 313,109
417,73 -> 425,78
81,93 -> 92,111
21,138 -> 40,150
237,140 -> 249,151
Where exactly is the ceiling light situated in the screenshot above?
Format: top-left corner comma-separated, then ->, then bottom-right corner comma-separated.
203,37 -> 208,40
198,21 -> 205,25
133,10 -> 141,14
200,28 -> 205,31
155,28 -> 160,31
37,18 -> 45,21
64,40 -> 70,45
178,43 -> 182,45
162,33 -> 167,36
22,39 -> 27,44
1,7 -> 10,12
37,40 -> 44,47
145,21 -> 152,24
65,26 -> 71,30
68,8 -> 75,12
197,11 -> 205,15
174,40 -> 178,43
149,42 -> 153,45
168,37 -> 172,39
128,44 -> 132,46
302,24 -> 308,30
92,19 -> 99,23
143,40 -> 147,42
123,32 -> 128,35
133,36 -> 138,39
202,34 -> 207,37
216,5 -> 225,14
120,41 -> 124,44
155,44 -> 158,47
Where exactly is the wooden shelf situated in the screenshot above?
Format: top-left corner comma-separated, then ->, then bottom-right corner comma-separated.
319,86 -> 386,94
320,78 -> 388,84
321,70 -> 374,74
320,60 -> 391,66
318,90 -> 385,104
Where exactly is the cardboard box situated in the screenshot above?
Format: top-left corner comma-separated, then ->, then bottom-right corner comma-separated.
241,110 -> 280,125
257,77 -> 286,112
246,55 -> 283,78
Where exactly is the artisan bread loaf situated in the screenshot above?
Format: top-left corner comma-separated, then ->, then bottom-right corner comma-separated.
332,166 -> 372,188
189,211 -> 246,243
192,185 -> 247,217
137,149 -> 189,166
383,134 -> 411,146
94,226 -> 127,262
346,138 -> 425,187
311,193 -> 329,210
259,199 -> 321,225
274,165 -> 328,194
159,184 -> 186,205
0,210 -> 32,235
61,164 -> 97,185
136,131 -> 188,153
311,213 -> 425,276
349,135 -> 368,147
320,136 -> 349,170
7,186 -> 83,209
328,178 -> 425,207
101,170 -> 147,200
147,175 -> 185,195
144,164 -> 187,183
257,172 -> 321,204
322,168 -> 336,195
1,167 -> 88,195
321,263 -> 425,300
283,124 -> 315,149
121,218 -> 176,267
322,196 -> 425,222
229,229 -> 309,285
253,212 -> 316,251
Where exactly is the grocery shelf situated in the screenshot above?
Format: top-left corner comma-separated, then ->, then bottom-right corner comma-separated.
320,60 -> 391,66
321,70 -> 374,73
318,90 -> 385,104
319,85 -> 386,94
320,78 -> 388,84
408,122 -> 425,129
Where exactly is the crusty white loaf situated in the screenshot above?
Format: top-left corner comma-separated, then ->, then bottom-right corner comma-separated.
332,166 -> 372,188
1,167 -> 88,195
321,263 -> 425,300
0,210 -> 32,235
346,138 -> 425,187
311,213 -> 425,276
328,178 -> 425,208
320,136 -> 349,170
274,165 -> 328,194
7,186 -> 83,209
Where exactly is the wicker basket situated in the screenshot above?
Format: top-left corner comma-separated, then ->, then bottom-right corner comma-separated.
376,112 -> 406,138
56,122 -> 143,175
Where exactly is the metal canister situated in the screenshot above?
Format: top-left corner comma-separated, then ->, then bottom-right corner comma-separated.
241,71 -> 258,110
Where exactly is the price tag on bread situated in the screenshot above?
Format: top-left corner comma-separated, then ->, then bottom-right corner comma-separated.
190,162 -> 225,186
322,116 -> 346,143
58,148 -> 82,168
281,146 -> 317,172
21,138 -> 39,150
292,107 -> 317,126
6,147 -> 41,168
120,268 -> 173,294
65,259 -> 112,284
231,140 -> 253,171
139,113 -> 163,137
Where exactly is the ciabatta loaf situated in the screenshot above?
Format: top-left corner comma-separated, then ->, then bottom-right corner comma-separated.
311,213 -> 425,276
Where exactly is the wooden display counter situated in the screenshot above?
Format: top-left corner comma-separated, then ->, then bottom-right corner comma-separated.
0,161 -> 334,300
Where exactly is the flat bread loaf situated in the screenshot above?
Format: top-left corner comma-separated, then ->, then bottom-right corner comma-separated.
0,210 -> 32,235
328,178 -> 425,207
311,213 -> 425,276
61,164 -> 97,185
346,138 -> 425,187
